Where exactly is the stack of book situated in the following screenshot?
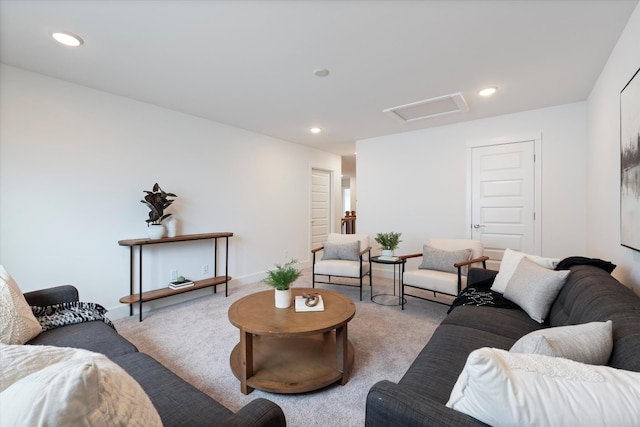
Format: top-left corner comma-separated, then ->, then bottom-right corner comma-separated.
294,295 -> 325,312
169,280 -> 195,290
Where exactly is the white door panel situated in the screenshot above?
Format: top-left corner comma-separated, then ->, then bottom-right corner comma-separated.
311,169 -> 331,248
471,141 -> 536,266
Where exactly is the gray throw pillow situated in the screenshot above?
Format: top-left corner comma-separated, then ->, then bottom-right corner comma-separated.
503,256 -> 570,323
321,241 -> 360,261
419,245 -> 472,274
510,320 -> 613,365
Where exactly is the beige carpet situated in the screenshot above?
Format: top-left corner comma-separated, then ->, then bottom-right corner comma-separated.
113,269 -> 449,427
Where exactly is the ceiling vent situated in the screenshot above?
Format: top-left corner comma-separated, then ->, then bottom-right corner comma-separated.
383,92 -> 470,123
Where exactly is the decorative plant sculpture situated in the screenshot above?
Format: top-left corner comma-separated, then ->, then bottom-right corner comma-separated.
141,183 -> 177,226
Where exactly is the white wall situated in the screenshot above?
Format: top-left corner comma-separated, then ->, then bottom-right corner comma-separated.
586,3 -> 640,294
0,65 -> 341,317
357,102 -> 588,269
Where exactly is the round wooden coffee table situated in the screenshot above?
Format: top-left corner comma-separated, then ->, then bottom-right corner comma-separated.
228,288 -> 356,394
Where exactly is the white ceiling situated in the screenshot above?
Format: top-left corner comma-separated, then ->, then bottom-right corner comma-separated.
1,0 -> 637,156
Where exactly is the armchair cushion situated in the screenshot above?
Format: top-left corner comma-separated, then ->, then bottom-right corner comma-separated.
314,260 -> 370,277
322,241 -> 360,261
419,245 -> 472,274
403,269 -> 467,295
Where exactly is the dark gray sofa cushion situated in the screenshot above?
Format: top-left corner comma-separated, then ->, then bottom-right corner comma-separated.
113,352 -> 233,426
112,352 -> 286,427
27,321 -> 138,357
442,305 -> 545,340
550,265 -> 640,372
399,324 -> 517,403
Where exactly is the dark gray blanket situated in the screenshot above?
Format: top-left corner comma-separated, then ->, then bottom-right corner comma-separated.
447,287 -> 519,314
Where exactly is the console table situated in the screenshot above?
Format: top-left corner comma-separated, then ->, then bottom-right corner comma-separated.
118,232 -> 233,321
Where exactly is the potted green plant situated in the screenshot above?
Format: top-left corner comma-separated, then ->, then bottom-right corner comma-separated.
140,183 -> 177,239
261,259 -> 302,308
375,232 -> 402,257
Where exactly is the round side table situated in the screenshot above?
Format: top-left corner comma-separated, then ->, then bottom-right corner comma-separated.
370,256 -> 406,306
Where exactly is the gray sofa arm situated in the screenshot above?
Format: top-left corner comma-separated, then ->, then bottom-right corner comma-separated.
23,285 -> 79,306
222,398 -> 286,427
366,380 -> 486,427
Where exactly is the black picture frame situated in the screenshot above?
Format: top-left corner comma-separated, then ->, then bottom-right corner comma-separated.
621,67 -> 640,252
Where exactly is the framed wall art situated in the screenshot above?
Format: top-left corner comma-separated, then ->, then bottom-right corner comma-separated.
621,67 -> 640,252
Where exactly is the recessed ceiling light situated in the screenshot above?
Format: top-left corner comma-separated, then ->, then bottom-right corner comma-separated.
309,127 -> 322,134
51,32 -> 84,47
313,69 -> 330,77
478,87 -> 497,97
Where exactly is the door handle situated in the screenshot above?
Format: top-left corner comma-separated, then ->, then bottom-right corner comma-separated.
473,224 -> 485,229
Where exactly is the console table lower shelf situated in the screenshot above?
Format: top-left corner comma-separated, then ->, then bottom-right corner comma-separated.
119,275 -> 231,305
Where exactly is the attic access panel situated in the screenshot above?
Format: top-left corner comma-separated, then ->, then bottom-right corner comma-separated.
384,92 -> 470,123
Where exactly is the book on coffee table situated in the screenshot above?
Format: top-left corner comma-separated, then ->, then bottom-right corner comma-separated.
294,295 -> 325,312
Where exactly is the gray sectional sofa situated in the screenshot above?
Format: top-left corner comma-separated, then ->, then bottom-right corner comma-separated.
365,264 -> 640,426
23,285 -> 286,427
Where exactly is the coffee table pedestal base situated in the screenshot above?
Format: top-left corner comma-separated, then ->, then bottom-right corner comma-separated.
230,333 -> 354,394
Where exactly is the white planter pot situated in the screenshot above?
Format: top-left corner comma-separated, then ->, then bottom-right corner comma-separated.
381,249 -> 394,257
274,289 -> 292,308
147,224 -> 165,239
166,218 -> 177,238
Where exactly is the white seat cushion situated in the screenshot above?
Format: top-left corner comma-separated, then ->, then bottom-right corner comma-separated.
403,269 -> 467,296
314,259 -> 370,277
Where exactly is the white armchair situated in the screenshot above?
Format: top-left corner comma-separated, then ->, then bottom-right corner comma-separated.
400,238 -> 488,309
311,233 -> 372,301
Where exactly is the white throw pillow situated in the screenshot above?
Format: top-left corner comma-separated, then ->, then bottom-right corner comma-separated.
446,347 -> 640,427
503,257 -> 569,323
0,265 -> 42,344
511,320 -> 613,365
0,344 -> 162,427
490,248 -> 560,293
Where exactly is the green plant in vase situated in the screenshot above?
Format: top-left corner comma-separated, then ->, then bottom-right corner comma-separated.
375,232 -> 402,257
262,259 -> 301,290
262,259 -> 301,308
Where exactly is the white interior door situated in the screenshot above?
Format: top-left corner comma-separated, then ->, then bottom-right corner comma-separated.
311,169 -> 331,248
470,141 -> 537,270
